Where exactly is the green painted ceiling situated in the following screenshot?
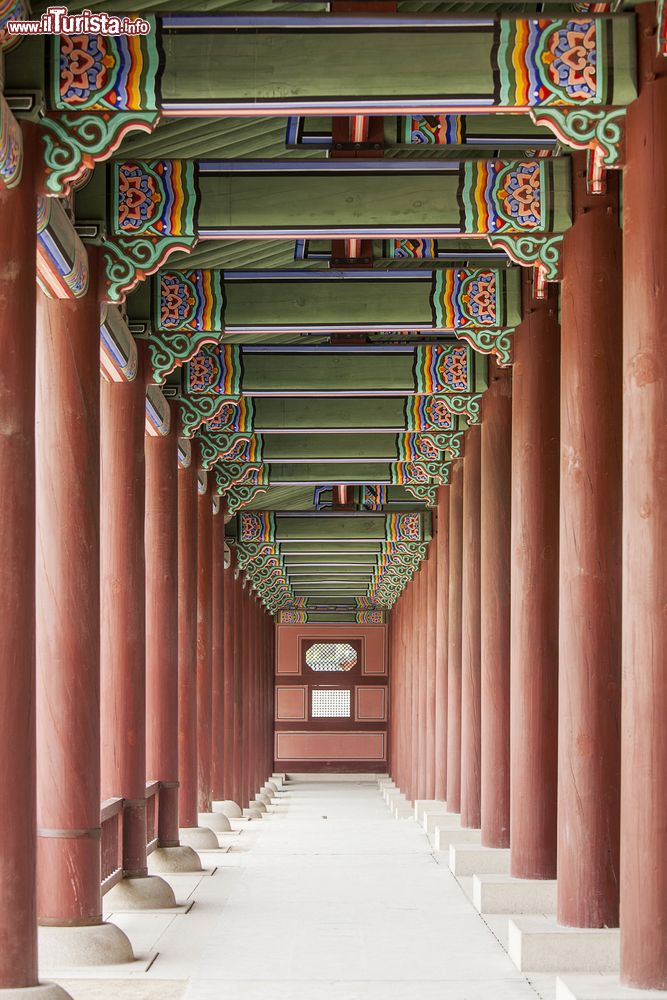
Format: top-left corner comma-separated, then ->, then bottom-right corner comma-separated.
11,0 -> 633,619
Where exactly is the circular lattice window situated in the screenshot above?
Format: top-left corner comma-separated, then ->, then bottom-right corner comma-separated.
305,643 -> 358,672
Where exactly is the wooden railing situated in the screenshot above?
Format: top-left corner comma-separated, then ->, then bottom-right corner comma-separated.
100,781 -> 162,895
145,780 -> 161,856
100,796 -> 124,895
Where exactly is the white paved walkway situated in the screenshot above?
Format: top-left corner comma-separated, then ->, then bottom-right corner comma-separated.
54,777 -> 551,1000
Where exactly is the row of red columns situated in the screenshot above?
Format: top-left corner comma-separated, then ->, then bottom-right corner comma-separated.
388,21 -> 667,989
0,129 -> 276,990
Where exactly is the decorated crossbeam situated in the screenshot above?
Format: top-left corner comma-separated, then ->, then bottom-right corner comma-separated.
145,385 -> 170,437
177,392 -> 466,440
49,15 -> 634,123
213,460 -> 448,508
184,344 -> 486,424
100,155 -> 571,303
36,195 -> 89,299
287,113 -> 558,151
235,509 -> 432,611
147,266 -> 519,376
236,510 -> 431,546
100,304 -> 138,383
196,429 -> 465,472
277,608 -> 387,625
0,92 -> 22,189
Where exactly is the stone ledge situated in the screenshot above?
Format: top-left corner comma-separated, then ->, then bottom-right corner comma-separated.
434,825 -> 481,852
557,975 -> 667,1000
473,874 -> 557,915
448,843 -> 511,877
509,916 -> 619,974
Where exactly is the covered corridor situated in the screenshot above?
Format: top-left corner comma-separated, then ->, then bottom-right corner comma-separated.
49,777 -> 554,1000
0,2 -> 666,1000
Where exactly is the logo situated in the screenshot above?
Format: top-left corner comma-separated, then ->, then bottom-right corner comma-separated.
6,5 -> 151,36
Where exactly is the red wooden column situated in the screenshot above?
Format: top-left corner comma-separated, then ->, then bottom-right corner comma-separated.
211,501 -> 226,804
410,574 -> 419,800
145,405 -> 202,871
196,479 -> 213,820
0,126 -> 58,995
220,552 -> 238,808
434,486 -> 449,802
557,157 -> 622,926
232,571 -> 245,807
446,459 -> 464,814
510,277 -> 560,879
480,361 -> 512,848
176,447 -> 217,848
619,9 -> 667,988
416,565 -> 427,798
424,543 -> 437,799
35,252 -> 133,962
100,350 -> 174,907
461,426 -> 482,829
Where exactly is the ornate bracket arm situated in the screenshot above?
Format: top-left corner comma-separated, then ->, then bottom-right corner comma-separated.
145,330 -> 218,385
402,484 -> 439,507
103,235 -> 197,305
438,391 -> 484,424
40,112 -> 159,199
456,326 -> 514,368
530,106 -> 626,170
225,483 -> 270,514
177,394 -> 228,437
488,233 -> 563,282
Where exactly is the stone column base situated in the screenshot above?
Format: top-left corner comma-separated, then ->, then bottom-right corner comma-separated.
472,875 -> 556,916
449,844 -> 511,877
508,916 -> 619,974
414,799 -> 446,824
211,800 -> 242,818
424,809 -> 460,836
243,807 -> 263,819
0,984 -> 75,1000
197,811 -> 231,832
38,921 -> 133,968
179,826 -> 219,850
434,825 -> 480,852
557,975 -> 667,1000
103,875 -> 176,911
148,845 -> 202,873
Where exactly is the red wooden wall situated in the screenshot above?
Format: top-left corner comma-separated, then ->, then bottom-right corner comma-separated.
274,624 -> 388,772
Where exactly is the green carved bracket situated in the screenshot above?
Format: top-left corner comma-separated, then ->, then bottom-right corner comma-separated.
456,327 -> 514,368
488,234 -> 563,284
41,112 -> 159,198
402,484 -> 439,507
104,235 -> 197,305
529,106 -> 626,170
146,331 -> 219,385
176,395 -> 237,438
439,392 -> 484,424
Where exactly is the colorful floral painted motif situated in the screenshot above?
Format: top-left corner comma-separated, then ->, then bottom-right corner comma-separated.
496,18 -> 604,106
113,161 -> 198,238
406,396 -> 456,432
402,115 -> 464,144
386,513 -> 421,543
240,511 -> 275,544
431,268 -> 504,329
414,345 -> 470,394
459,159 -> 547,234
53,25 -> 160,111
187,345 -> 243,395
392,238 -> 437,259
158,270 -> 225,332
